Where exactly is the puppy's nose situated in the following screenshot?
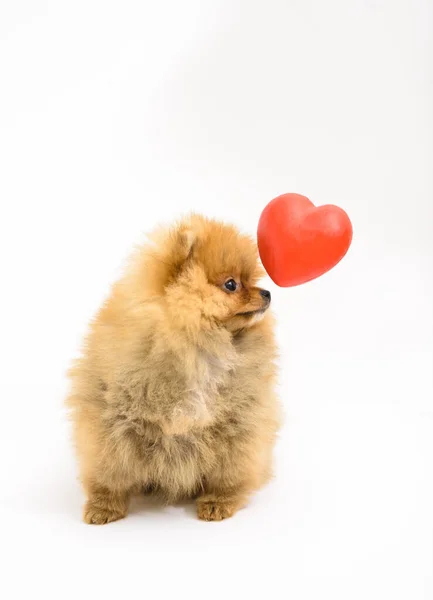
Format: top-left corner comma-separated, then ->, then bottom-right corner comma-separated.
260,289 -> 271,302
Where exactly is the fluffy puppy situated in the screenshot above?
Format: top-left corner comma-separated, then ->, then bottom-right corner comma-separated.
67,214 -> 280,523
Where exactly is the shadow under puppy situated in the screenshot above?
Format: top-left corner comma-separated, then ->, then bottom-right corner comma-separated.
67,214 -> 280,523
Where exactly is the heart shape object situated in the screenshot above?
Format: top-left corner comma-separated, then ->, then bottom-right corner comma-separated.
257,193 -> 353,287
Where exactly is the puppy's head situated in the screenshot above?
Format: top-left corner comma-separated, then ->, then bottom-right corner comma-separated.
141,215 -> 271,333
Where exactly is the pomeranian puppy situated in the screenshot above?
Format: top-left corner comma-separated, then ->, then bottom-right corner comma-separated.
67,214 -> 280,523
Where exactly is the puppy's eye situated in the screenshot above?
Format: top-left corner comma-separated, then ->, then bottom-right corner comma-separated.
224,279 -> 238,292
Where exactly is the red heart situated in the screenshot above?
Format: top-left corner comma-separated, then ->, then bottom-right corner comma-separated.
257,193 -> 353,287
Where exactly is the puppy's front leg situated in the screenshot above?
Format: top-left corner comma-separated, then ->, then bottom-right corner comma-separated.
196,448 -> 267,521
83,484 -> 131,525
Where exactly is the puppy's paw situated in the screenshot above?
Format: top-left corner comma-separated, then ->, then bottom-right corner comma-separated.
197,498 -> 237,522
83,501 -> 127,525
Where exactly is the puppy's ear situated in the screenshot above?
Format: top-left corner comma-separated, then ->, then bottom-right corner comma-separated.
177,227 -> 196,259
168,225 -> 196,272
136,217 -> 202,294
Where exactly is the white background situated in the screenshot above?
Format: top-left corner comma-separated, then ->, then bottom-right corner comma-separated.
1,1 -> 432,598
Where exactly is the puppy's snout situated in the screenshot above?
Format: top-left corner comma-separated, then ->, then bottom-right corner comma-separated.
260,289 -> 271,303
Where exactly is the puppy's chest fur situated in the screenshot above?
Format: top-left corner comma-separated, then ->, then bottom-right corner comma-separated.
107,337 -> 263,441
114,347 -> 235,426
185,348 -> 234,410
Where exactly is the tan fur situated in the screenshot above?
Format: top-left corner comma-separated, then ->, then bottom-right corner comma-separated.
66,214 -> 280,523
